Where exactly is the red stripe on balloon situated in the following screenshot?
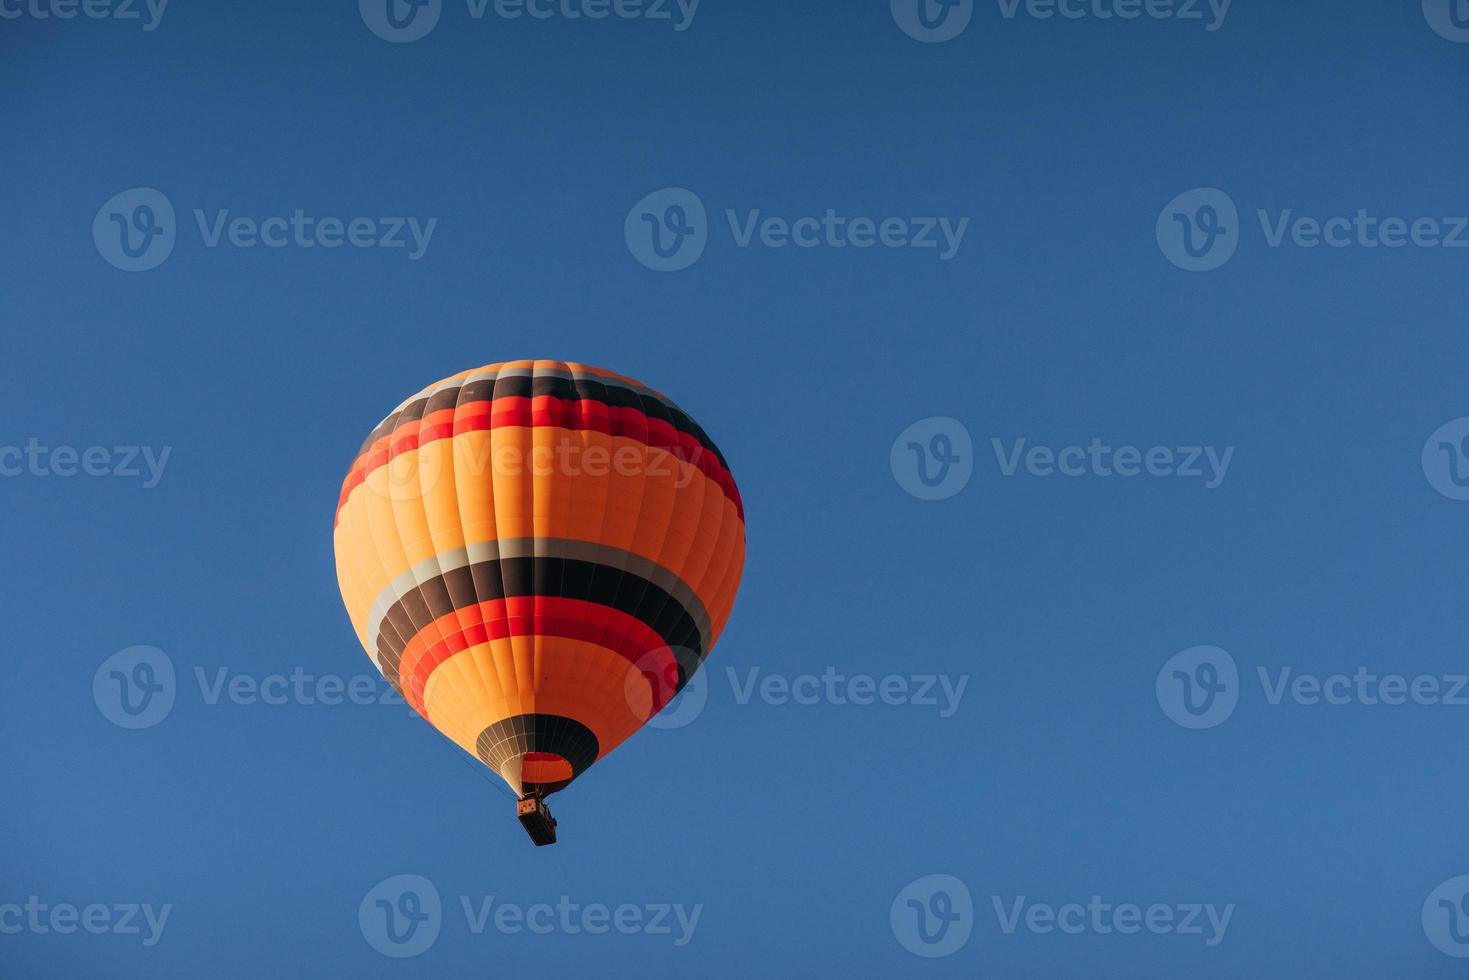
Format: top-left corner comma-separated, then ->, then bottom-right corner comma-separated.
336,394 -> 743,522
394,597 -> 679,718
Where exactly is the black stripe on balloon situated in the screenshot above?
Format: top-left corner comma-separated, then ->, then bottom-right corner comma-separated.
376,558 -> 704,692
475,714 -> 600,793
356,372 -> 732,472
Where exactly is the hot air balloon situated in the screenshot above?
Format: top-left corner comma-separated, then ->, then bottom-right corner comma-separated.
333,360 -> 746,845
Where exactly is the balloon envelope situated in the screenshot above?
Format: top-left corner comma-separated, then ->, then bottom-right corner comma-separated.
333,360 -> 746,798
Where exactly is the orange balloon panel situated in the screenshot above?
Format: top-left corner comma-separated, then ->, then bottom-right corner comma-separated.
333,361 -> 746,798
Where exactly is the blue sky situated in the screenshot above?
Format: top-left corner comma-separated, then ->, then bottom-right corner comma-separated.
5,0 -> 1469,976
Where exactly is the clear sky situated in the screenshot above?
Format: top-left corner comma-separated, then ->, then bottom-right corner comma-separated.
5,1 -> 1469,977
